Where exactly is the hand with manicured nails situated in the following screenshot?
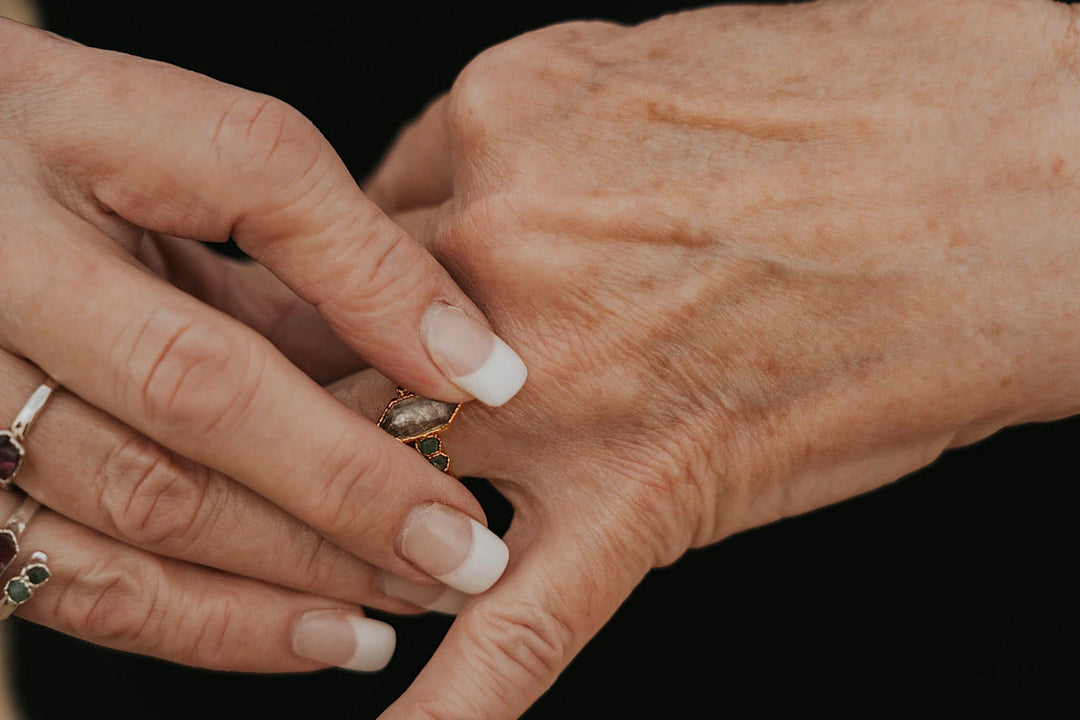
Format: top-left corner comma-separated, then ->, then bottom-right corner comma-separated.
351,1 -> 1080,716
0,18 -> 526,670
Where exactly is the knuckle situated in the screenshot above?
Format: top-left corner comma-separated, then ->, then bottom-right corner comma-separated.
292,532 -> 340,594
55,551 -> 165,647
447,21 -> 616,149
435,196 -> 539,291
127,307 -> 263,440
621,476 -> 700,567
464,601 -> 574,688
337,223 -> 424,308
209,91 -> 324,185
53,551 -> 240,668
447,41 -> 527,146
97,434 -> 211,548
309,431 -> 395,540
440,195 -> 523,255
174,594 -> 238,667
400,600 -> 577,720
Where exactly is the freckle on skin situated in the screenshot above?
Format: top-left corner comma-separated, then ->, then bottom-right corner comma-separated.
1052,156 -> 1065,175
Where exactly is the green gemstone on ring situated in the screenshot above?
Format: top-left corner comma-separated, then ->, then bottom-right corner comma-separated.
428,454 -> 450,472
6,579 -> 30,603
416,437 -> 441,455
26,565 -> 50,585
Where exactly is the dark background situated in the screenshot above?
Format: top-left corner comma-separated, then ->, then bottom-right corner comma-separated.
11,1 -> 1080,717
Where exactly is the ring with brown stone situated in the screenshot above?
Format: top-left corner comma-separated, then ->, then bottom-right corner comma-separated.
0,377 -> 60,490
0,493 -> 41,576
0,550 -> 51,621
377,387 -> 462,474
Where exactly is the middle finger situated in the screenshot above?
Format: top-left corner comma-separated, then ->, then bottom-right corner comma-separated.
0,205 -> 504,594
0,351 -> 434,615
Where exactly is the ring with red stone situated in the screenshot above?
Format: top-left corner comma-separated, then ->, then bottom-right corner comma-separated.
0,550 -> 51,620
0,377 -> 60,490
377,387 -> 462,474
0,492 -> 41,577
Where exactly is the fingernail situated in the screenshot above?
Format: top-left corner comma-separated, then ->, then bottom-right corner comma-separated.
291,610 -> 396,672
422,304 -> 527,407
377,572 -> 468,615
399,503 -> 509,594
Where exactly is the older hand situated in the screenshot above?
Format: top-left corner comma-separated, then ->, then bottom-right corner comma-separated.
0,18 -> 526,670
354,0 -> 1080,716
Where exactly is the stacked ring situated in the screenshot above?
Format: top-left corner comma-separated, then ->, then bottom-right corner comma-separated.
1,378 -> 60,489
0,375 -> 59,619
0,551 -> 50,620
0,494 -> 41,576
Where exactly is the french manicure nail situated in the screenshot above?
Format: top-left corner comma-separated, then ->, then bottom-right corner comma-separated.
291,610 -> 396,672
399,503 -> 509,595
422,304 -> 527,407
377,572 -> 468,615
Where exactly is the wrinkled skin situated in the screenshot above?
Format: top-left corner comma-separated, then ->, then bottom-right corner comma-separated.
345,1 -> 1080,717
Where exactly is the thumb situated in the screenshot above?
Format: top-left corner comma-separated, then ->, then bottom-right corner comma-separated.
378,515 -> 649,720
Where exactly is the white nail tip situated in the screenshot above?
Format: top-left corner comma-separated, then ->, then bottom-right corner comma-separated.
342,617 -> 397,672
433,518 -> 509,595
450,336 -> 527,407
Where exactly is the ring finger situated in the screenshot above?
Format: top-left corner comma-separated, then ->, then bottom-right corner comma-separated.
0,351 -> 462,616
1,497 -> 396,673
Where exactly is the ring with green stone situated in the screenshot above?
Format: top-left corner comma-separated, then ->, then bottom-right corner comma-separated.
0,550 -> 50,620
377,387 -> 461,474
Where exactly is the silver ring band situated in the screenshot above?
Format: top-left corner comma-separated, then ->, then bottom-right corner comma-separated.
0,378 -> 56,619
0,494 -> 48,620
10,378 -> 59,441
1,377 -> 60,490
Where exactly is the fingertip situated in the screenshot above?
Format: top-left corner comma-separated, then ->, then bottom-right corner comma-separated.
436,517 -> 510,594
399,504 -> 509,595
460,334 -> 528,407
291,610 -> 397,673
422,304 -> 527,407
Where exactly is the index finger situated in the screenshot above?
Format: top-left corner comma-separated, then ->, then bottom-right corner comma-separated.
0,200 -> 506,595
7,23 -> 526,407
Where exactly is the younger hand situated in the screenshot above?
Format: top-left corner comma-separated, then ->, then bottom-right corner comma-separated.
0,17 -> 525,670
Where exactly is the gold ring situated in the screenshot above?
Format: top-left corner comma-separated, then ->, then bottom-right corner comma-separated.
377,387 -> 461,474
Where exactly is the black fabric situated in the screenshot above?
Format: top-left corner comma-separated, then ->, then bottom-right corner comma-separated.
10,2 -> 1080,717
